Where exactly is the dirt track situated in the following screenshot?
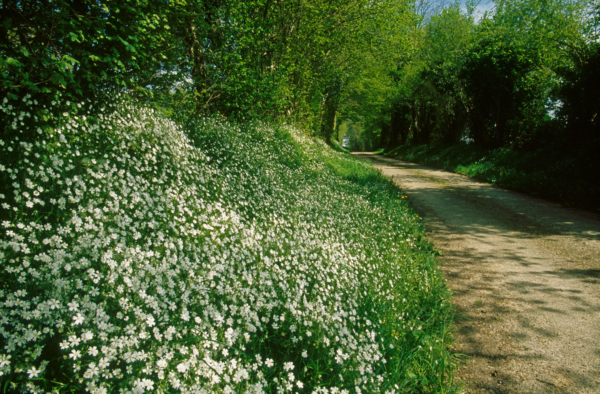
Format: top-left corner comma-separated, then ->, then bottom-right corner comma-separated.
352,153 -> 600,394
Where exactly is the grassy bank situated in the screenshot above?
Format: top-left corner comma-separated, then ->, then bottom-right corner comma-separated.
385,143 -> 600,213
0,95 -> 456,393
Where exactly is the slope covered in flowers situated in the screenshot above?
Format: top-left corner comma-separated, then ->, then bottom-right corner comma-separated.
0,96 -> 455,394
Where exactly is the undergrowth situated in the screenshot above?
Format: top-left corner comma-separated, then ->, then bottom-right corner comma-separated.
0,94 -> 456,394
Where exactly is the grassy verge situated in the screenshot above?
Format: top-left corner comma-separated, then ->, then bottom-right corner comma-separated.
0,95 -> 457,394
385,143 -> 600,213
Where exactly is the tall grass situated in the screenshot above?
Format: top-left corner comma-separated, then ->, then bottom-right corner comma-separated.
0,94 -> 456,394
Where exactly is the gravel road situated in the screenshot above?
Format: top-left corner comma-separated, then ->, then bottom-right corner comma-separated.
352,153 -> 600,394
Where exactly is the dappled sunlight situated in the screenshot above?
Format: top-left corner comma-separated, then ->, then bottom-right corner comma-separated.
355,153 -> 600,393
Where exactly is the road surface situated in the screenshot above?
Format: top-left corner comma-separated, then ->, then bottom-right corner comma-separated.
352,153 -> 600,394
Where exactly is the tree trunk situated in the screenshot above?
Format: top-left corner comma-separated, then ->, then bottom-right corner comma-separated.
321,93 -> 339,143
184,16 -> 208,110
320,78 -> 342,143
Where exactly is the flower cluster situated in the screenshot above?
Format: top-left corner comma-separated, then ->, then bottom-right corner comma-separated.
0,95 -> 452,394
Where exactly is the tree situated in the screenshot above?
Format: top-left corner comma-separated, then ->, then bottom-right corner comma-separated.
0,0 -> 181,99
555,3 -> 600,149
462,0 -> 592,148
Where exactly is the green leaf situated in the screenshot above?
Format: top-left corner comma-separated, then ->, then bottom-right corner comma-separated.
69,32 -> 81,43
63,54 -> 80,65
5,57 -> 23,67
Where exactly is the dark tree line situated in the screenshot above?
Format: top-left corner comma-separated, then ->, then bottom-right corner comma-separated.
344,0 -> 599,155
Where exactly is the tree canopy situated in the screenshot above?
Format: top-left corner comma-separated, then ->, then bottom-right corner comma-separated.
1,0 -> 409,139
2,0 -> 599,151
345,0 -> 599,153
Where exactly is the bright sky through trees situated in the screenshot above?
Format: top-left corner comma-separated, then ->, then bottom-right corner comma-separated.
461,0 -> 495,16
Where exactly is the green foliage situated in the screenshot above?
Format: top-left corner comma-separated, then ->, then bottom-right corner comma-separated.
348,2 -> 477,151
329,138 -> 350,154
349,0 -> 599,158
1,0 -> 412,136
0,0 -> 180,98
557,41 -> 600,147
458,0 -> 590,148
462,23 -> 540,147
0,95 -> 457,393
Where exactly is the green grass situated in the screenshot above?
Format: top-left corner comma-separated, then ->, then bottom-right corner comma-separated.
386,143 -> 600,213
0,95 -> 458,394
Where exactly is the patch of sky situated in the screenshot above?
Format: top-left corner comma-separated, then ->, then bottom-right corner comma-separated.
459,0 -> 495,21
